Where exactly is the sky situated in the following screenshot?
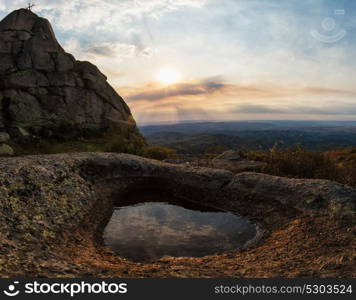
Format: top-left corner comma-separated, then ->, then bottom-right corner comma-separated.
1,0 -> 356,124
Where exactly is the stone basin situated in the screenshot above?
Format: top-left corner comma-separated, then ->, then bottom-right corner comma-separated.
103,190 -> 260,262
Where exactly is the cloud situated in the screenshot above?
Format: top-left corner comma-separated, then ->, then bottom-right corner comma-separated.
0,0 -> 207,32
86,42 -> 136,58
87,44 -> 119,57
229,84 -> 356,100
235,104 -> 356,115
126,79 -> 356,103
236,105 -> 286,114
304,86 -> 356,95
126,79 -> 229,101
62,39 -> 154,59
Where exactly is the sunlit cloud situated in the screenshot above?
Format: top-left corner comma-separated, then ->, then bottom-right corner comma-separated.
126,79 -> 228,101
235,104 -> 356,115
124,80 -> 356,103
303,86 -> 356,95
123,79 -> 356,123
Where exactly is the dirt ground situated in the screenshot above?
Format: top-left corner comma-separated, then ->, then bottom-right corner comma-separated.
3,213 -> 354,278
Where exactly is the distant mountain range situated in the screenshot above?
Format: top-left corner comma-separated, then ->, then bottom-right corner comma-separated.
139,121 -> 356,154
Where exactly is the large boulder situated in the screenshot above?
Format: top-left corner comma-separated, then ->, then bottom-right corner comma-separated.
0,9 -> 141,150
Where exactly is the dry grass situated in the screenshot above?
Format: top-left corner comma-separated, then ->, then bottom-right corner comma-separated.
245,146 -> 356,188
2,214 -> 354,278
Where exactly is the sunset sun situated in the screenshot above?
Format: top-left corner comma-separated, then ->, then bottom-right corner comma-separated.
156,68 -> 181,85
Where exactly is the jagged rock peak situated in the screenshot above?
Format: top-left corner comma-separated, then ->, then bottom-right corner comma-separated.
0,9 -> 59,48
0,9 -> 39,31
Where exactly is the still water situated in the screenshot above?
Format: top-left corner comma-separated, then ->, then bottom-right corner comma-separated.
103,198 -> 257,262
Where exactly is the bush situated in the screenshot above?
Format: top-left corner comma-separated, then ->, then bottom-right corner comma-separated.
245,145 -> 354,186
325,147 -> 356,187
12,127 -> 147,156
265,145 -> 339,179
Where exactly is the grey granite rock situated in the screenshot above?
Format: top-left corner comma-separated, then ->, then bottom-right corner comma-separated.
0,152 -> 354,275
0,153 -> 353,238
0,9 -> 140,146
212,150 -> 267,173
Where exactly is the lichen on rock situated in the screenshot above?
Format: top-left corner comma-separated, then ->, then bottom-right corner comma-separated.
0,143 -> 14,155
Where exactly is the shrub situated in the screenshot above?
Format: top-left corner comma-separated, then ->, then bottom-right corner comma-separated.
245,145 -> 355,187
11,127 -> 147,156
264,145 -> 338,179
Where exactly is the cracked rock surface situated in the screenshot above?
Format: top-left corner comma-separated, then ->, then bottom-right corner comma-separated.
0,153 -> 355,277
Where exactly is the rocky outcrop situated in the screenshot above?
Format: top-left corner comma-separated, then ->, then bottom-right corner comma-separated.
1,152 -> 354,241
0,9 -> 141,152
215,149 -> 245,160
0,153 -> 355,276
211,150 -> 267,173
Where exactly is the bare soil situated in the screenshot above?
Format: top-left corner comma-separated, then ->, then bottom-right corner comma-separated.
3,214 -> 354,278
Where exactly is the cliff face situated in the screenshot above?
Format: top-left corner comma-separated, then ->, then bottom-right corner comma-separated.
0,9 -> 142,154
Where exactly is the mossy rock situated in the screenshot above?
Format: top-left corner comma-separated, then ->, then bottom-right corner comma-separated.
0,143 -> 14,156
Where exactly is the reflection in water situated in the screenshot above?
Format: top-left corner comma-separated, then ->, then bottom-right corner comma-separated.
103,202 -> 256,262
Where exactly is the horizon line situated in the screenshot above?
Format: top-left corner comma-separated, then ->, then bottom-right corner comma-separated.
138,119 -> 356,126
